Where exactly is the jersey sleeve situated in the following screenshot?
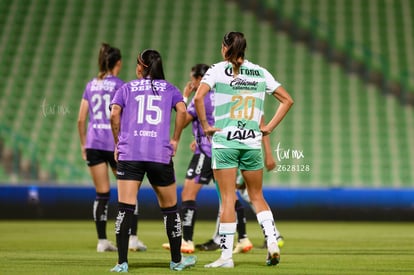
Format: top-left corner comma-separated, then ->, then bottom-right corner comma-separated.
171,85 -> 184,108
110,83 -> 126,109
186,100 -> 197,119
263,68 -> 281,94
200,65 -> 216,90
82,82 -> 90,101
115,78 -> 125,91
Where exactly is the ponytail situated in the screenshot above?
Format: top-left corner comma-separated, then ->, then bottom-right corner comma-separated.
97,43 -> 122,80
98,43 -> 111,79
191,64 -> 210,78
137,49 -> 166,94
222,32 -> 246,76
138,49 -> 165,80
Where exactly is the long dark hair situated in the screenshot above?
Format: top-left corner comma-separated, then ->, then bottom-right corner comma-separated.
137,49 -> 166,94
191,63 -> 210,78
98,43 -> 122,80
222,32 -> 246,76
137,49 -> 165,80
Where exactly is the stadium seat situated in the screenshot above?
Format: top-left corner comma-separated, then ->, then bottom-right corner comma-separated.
0,0 -> 412,187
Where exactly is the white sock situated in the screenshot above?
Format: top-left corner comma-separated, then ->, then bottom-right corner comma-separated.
218,222 -> 236,260
257,210 -> 277,247
213,235 -> 221,245
212,213 -> 220,240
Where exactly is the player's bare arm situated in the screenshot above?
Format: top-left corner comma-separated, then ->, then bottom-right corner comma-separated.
77,99 -> 89,160
194,83 -> 221,136
110,104 -> 122,145
171,101 -> 187,156
261,86 -> 294,136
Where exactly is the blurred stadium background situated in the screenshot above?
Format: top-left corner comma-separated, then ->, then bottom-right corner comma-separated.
0,0 -> 413,219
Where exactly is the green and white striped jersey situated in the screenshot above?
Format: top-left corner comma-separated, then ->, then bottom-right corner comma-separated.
201,60 -> 281,149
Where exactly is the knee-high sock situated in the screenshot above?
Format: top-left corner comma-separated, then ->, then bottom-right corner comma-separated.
162,205 -> 182,263
93,192 -> 110,239
219,222 -> 236,260
130,203 -> 139,236
257,210 -> 277,248
115,202 -> 135,264
235,200 -> 247,241
211,209 -> 221,244
182,200 -> 197,242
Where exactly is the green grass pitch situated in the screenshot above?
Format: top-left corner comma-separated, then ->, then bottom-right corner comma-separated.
0,220 -> 413,274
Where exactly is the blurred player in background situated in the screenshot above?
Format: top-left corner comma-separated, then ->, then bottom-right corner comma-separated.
161,64 -> 253,254
194,31 -> 293,268
109,49 -> 196,272
162,63 -> 214,254
128,204 -> 147,251
77,43 -> 145,253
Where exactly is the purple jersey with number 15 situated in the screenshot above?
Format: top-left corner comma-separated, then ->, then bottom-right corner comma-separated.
111,78 -> 183,163
83,75 -> 124,151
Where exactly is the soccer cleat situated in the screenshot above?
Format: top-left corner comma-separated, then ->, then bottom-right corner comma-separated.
128,235 -> 147,251
97,239 -> 117,252
195,239 -> 220,251
170,255 -> 197,271
266,242 -> 280,266
204,257 -> 234,268
233,237 -> 253,254
180,240 -> 195,253
277,235 -> 285,248
195,241 -> 205,249
162,239 -> 195,254
110,262 -> 128,272
162,242 -> 170,250
262,236 -> 285,249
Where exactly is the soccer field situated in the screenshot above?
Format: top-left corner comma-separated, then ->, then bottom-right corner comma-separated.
0,220 -> 413,274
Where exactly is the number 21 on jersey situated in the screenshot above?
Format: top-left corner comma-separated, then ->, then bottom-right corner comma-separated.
91,94 -> 111,120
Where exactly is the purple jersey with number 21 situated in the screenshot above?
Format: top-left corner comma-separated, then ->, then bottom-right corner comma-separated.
83,75 -> 124,151
111,78 -> 183,164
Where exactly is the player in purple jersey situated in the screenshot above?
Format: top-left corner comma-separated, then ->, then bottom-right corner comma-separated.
78,43 -> 146,253
178,64 -> 215,253
161,64 -> 215,253
77,43 -> 122,253
109,49 -> 196,272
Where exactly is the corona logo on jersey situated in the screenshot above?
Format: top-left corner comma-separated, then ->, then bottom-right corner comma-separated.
225,67 -> 261,77
226,120 -> 256,141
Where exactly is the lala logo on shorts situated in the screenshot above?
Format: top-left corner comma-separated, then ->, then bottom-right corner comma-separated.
226,120 -> 256,141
